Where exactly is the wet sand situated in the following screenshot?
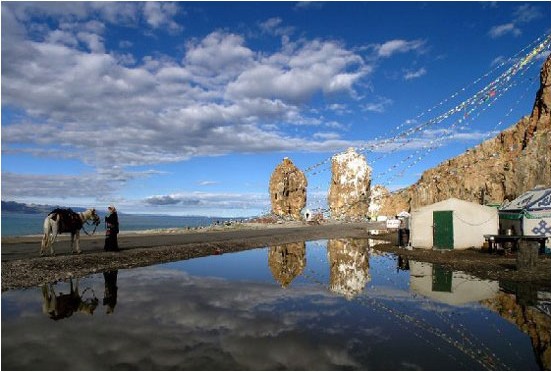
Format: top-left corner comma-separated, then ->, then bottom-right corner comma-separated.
2,221 -> 550,291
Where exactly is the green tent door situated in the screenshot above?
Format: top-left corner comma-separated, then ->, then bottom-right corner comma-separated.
433,211 -> 454,249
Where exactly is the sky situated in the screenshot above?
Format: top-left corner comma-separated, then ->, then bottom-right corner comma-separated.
1,1 -> 550,217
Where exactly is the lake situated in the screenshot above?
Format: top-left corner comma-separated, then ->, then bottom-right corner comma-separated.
2,238 -> 549,370
1,212 -> 235,236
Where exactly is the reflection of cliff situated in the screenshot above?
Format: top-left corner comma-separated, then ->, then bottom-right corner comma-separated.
482,292 -> 551,370
268,242 -> 306,288
327,239 -> 370,300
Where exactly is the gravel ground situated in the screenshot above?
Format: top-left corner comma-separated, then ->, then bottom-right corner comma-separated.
2,221 -> 550,291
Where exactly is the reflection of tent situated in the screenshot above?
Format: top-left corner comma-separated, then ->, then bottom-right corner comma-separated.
410,198 -> 498,250
409,261 -> 499,305
499,186 -> 551,249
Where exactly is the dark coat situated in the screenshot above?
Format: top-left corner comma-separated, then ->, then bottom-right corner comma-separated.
105,212 -> 119,236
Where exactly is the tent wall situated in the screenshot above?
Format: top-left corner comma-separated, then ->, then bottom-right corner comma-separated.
411,198 -> 499,250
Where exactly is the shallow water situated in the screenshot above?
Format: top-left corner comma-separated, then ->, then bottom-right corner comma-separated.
2,238 -> 550,370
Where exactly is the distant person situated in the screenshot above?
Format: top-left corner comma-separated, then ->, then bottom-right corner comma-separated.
104,205 -> 119,252
398,216 -> 410,247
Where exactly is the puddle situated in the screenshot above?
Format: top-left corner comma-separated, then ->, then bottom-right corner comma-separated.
2,238 -> 550,370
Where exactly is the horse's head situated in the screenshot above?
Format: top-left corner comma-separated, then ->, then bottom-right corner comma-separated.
89,208 -> 101,226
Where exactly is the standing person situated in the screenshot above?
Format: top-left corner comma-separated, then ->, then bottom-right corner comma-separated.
104,205 -> 119,252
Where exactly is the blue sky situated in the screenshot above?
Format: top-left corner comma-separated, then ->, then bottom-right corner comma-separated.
2,1 -> 550,217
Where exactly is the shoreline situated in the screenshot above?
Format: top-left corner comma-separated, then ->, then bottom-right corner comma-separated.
2,221 -> 550,292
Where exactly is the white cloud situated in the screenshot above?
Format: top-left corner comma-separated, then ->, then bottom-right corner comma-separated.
374,39 -> 425,58
403,67 -> 426,81
144,191 -> 270,212
362,97 -> 393,113
487,4 -> 542,39
143,2 -> 181,32
512,4 -> 542,24
259,17 -> 295,37
488,23 -> 521,38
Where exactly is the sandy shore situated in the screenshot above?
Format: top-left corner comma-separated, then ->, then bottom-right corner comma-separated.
2,221 -> 550,291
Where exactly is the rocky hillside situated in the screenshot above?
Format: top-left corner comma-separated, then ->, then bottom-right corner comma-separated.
378,54 -> 551,215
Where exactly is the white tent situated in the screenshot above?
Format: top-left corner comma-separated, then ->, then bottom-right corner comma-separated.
410,198 -> 498,250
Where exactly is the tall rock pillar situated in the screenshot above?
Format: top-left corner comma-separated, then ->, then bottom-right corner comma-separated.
328,147 -> 372,219
269,157 -> 307,220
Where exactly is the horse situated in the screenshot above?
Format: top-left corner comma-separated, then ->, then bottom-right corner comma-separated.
41,208 -> 100,256
41,279 -> 99,320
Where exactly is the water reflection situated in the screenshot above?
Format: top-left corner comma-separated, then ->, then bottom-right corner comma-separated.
327,238 -> 370,300
103,270 -> 118,314
41,279 -> 99,320
268,242 -> 306,288
2,238 -> 550,370
483,288 -> 551,370
396,255 -> 410,272
41,272 -> 119,320
409,261 -> 500,305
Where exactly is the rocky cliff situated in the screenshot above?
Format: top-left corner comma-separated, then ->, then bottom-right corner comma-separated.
328,147 -> 372,219
269,157 -> 308,220
378,54 -> 551,215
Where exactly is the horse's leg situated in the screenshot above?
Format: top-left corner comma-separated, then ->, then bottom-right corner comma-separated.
41,218 -> 50,256
74,230 -> 81,254
49,223 -> 58,256
41,232 -> 48,256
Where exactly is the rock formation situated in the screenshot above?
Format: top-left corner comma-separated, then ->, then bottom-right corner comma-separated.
327,238 -> 370,300
328,147 -> 372,219
269,157 -> 307,220
268,242 -> 306,288
378,54 -> 551,215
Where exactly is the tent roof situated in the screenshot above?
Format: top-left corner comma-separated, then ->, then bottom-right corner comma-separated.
413,197 -> 495,213
500,186 -> 551,211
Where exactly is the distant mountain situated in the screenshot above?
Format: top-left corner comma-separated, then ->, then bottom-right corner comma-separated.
1,201 -> 86,214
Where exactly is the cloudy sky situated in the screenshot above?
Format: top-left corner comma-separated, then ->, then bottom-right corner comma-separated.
2,1 -> 550,216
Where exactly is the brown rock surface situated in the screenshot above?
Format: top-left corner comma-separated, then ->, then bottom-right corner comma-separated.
379,54 -> 551,215
269,157 -> 307,220
328,147 -> 372,219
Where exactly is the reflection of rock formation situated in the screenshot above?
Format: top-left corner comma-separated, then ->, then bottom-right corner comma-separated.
328,148 -> 372,219
41,279 -> 99,321
268,242 -> 306,288
327,238 -> 370,300
482,291 -> 551,370
269,157 -> 307,220
409,261 -> 499,305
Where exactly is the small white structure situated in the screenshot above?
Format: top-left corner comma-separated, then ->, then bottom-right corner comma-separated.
499,186 -> 551,247
410,198 -> 498,250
